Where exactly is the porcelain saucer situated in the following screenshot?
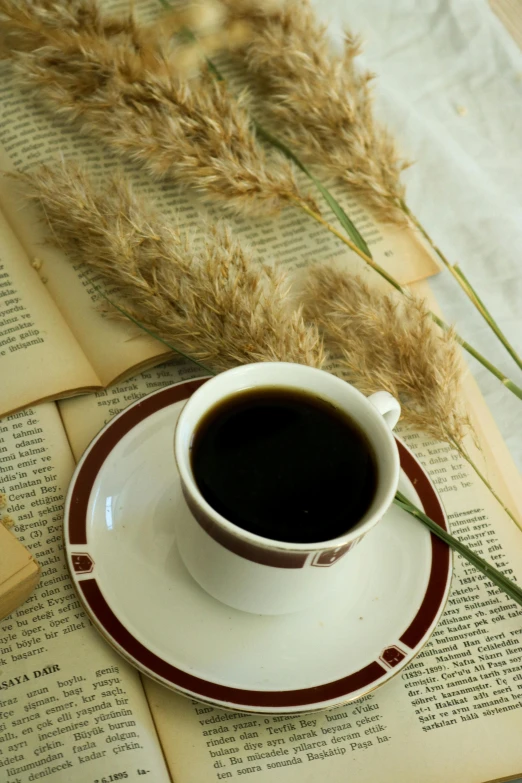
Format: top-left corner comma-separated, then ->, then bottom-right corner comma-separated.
64,379 -> 451,714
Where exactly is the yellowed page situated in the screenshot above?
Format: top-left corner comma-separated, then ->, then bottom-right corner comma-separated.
58,358 -> 205,461
0,208 -> 100,416
413,280 -> 522,525
0,402 -> 172,782
0,141 -> 173,390
58,316 -> 522,783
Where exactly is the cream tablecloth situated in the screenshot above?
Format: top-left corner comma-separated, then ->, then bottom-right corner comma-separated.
316,0 -> 522,473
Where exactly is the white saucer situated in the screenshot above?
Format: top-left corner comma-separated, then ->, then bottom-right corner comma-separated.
64,379 -> 452,714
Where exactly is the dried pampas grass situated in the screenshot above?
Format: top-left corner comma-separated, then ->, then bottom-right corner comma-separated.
0,0 -> 248,76
14,161 -> 521,530
0,493 -> 13,527
1,515 -> 15,530
231,0 -> 409,223
159,2 -> 255,59
16,161 -> 325,371
232,0 -> 522,377
304,268 -> 522,526
0,0 -> 310,217
303,265 -> 471,447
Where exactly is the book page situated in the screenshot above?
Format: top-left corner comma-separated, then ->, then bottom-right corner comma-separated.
0,22 -> 438,393
58,306 -> 522,783
0,402 -> 172,783
140,370 -> 522,783
58,357 -> 206,461
0,208 -> 100,415
0,131 -> 173,392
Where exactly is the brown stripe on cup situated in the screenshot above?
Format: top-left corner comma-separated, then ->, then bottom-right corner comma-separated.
182,487 -> 309,568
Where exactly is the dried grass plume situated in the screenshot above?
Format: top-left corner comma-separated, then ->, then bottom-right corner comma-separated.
304,265 -> 471,446
16,161 -> 325,371
0,0 -> 311,217
230,0 -> 409,222
1,515 -> 15,530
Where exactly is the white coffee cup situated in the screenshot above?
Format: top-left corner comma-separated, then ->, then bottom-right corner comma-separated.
174,363 -> 401,615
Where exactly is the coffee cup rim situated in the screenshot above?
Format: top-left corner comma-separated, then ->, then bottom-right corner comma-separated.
174,363 -> 400,553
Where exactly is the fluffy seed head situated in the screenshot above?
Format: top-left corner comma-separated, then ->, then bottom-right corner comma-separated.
0,0 -> 311,217
304,264 -> 471,445
229,0 -> 410,222
16,160 -> 326,372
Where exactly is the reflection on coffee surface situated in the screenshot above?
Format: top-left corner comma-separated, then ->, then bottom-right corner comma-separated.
191,387 -> 378,544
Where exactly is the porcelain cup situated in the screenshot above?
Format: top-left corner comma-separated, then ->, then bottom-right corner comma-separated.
174,362 -> 401,615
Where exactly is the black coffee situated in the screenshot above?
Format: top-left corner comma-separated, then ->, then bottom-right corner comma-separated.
191,388 -> 378,544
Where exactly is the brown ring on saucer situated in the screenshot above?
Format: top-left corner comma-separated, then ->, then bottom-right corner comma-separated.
66,380 -> 450,711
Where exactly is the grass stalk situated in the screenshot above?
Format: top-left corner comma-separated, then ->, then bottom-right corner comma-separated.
400,200 -> 522,373
285,195 -> 522,401
395,490 -> 522,609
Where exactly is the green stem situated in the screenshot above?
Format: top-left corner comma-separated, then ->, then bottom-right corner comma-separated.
286,194 -> 402,293
289,197 -> 522,400
395,491 -> 522,609
453,263 -> 522,371
449,438 -> 520,530
155,0 -> 522,402
254,124 -> 370,256
401,201 -> 522,372
427,313 -> 522,400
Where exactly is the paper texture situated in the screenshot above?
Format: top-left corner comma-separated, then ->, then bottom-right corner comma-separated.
1,0 -> 522,781
491,0 -> 522,51
0,403 -> 171,782
2,283 -> 521,783
0,208 -> 100,414
2,0 -> 519,473
57,328 -> 522,783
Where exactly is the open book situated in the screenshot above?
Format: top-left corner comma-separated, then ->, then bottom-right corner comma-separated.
0,46 -> 439,420
1,3 -> 522,779
1,280 -> 522,783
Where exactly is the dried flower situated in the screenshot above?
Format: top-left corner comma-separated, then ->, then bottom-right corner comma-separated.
303,265 -> 471,445
0,0 -> 243,76
1,514 -> 14,529
231,0 -> 409,222
0,492 -> 7,509
0,0 -> 310,217
151,3 -> 255,72
229,0 -> 522,385
16,161 -> 325,371
221,0 -> 283,18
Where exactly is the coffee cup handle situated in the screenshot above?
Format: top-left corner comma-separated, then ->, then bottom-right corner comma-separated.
368,391 -> 401,430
